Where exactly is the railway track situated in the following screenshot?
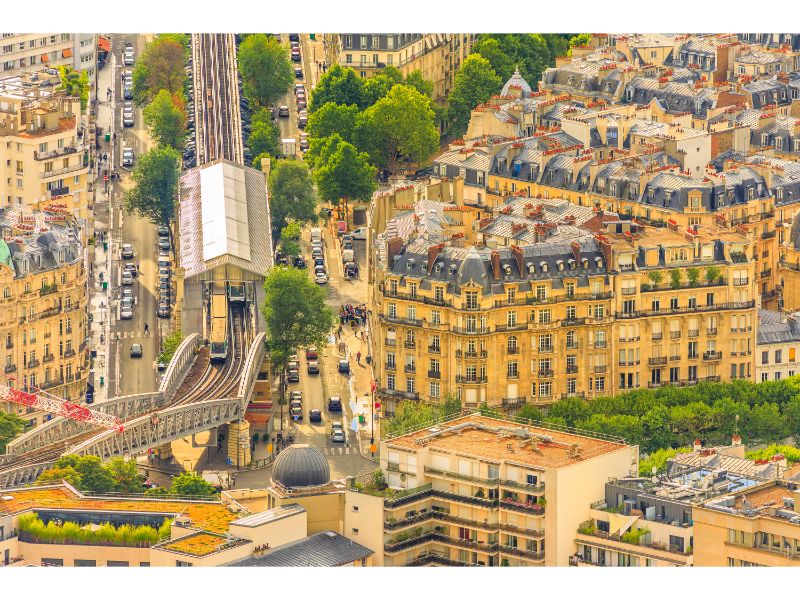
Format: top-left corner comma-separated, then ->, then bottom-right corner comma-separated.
0,306 -> 250,477
192,33 -> 243,165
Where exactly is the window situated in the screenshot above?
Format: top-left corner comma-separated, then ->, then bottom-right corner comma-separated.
507,361 -> 518,378
465,291 -> 478,310
431,310 -> 441,325
345,54 -> 352,64
434,287 -> 444,303
762,350 -> 769,365
387,302 -> 396,318
430,381 -> 440,398
539,309 -> 551,324
387,36 -> 394,50
507,311 -> 517,327
507,336 -> 517,352
360,36 -> 367,49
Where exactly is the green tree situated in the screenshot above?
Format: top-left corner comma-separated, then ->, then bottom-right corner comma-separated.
314,140 -> 377,214
307,102 -> 360,144
638,446 -> 691,475
669,269 -> 682,289
516,405 -> 545,423
107,457 -> 144,494
279,222 -> 302,257
310,64 -> 365,112
640,404 -> 675,452
404,70 -> 434,98
143,89 -> 186,150
548,396 -> 592,427
472,34 -> 555,87
568,34 -> 592,55
248,108 -> 281,158
158,330 -> 184,364
57,66 -> 89,111
356,85 -> 439,173
385,401 -> 442,437
447,54 -> 502,137
268,160 -> 318,239
132,36 -> 187,106
262,267 -> 336,430
361,67 -> 404,107
46,455 -> 116,493
471,37 -> 516,82
36,466 -> 83,488
169,471 -> 216,497
705,265 -> 721,283
648,271 -> 663,287
124,146 -> 180,234
686,267 -> 700,286
238,34 -> 294,108
0,411 -> 25,453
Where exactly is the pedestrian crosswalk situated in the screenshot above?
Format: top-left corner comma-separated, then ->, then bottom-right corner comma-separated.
321,446 -> 354,456
112,331 -> 139,340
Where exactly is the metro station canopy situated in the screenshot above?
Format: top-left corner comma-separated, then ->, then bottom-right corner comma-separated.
179,159 -> 273,281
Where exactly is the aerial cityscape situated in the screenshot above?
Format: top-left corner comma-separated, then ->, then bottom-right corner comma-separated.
4,30 -> 800,571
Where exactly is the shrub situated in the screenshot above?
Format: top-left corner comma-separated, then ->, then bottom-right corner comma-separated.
578,520 -> 597,535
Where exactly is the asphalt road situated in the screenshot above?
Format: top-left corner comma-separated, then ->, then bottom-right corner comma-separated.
106,33 -> 167,397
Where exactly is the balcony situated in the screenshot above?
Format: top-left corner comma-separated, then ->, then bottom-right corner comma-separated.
648,356 -> 667,366
618,360 -> 640,367
434,489 -> 499,509
382,288 -> 453,308
384,531 -> 434,553
670,331 -> 682,339
427,370 -> 441,379
500,499 -> 545,516
39,378 -> 65,391
27,359 -> 40,369
404,341 -> 416,349
41,162 -> 84,179
502,396 -> 526,409
594,341 -> 607,349
619,336 -> 640,343
423,466 -> 499,486
566,365 -> 578,374
385,362 -> 396,371
707,328 -> 718,336
760,269 -> 772,278
500,546 -> 545,561
499,522 -> 545,538
455,375 -> 488,384
403,365 -> 416,374
538,345 -> 554,354
379,313 -> 423,328
451,326 -> 491,335
703,350 -> 722,361
560,391 -> 585,400
506,346 -> 520,354
733,277 -> 749,286
761,230 -> 776,240
616,300 -> 756,319
435,534 -> 499,553
496,322 -> 528,332
385,339 -> 396,347
379,388 -> 419,401
34,146 -> 78,161
42,353 -> 54,363
621,287 -> 637,296
4,364 -> 16,374
428,345 -> 440,354
561,317 -> 586,327
537,369 -> 554,378
593,365 -> 607,373
456,350 -> 478,359
687,353 -> 698,360
501,480 -> 545,494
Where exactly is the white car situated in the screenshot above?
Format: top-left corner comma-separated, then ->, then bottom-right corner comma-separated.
121,271 -> 134,286
314,272 -> 328,285
122,148 -> 134,167
351,227 -> 368,240
119,298 -> 133,320
121,243 -> 134,259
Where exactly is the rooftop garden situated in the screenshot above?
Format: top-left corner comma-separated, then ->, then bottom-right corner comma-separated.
17,512 -> 171,547
159,532 -> 240,557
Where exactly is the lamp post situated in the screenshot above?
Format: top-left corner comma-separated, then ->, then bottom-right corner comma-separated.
370,379 -> 378,457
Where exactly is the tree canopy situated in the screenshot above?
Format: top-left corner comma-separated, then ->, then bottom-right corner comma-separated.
267,160 -> 318,239
248,107 -> 282,159
446,54 -> 502,137
314,140 -> 377,207
261,267 -> 336,370
471,34 -> 565,86
37,455 -> 123,493
237,34 -> 294,108
169,471 -> 217,496
385,395 -> 461,437
310,64 -> 366,112
57,66 -> 89,111
124,146 -> 181,228
143,89 -> 186,150
132,35 -> 187,106
279,222 -> 302,257
307,102 -> 360,145
0,411 -> 25,453
355,84 -> 439,173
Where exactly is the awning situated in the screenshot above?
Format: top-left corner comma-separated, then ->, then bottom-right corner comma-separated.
41,53 -> 49,62
62,48 -> 73,58
97,37 -> 110,52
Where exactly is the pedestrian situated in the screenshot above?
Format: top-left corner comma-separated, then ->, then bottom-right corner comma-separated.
144,322 -> 150,335
356,351 -> 361,365
136,261 -> 140,273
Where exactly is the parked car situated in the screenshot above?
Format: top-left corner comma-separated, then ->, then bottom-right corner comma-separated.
294,67 -> 303,79
157,225 -> 170,237
158,238 -> 170,252
278,105 -> 289,117
157,360 -> 167,372
121,288 -> 134,301
314,257 -> 325,268
124,263 -> 138,277
305,347 -> 318,361
342,239 -> 353,251
289,404 -> 303,421
296,99 -> 307,111
121,270 -> 134,286
311,246 -> 323,259
130,343 -> 143,358
294,83 -> 305,94
287,368 -> 300,383
307,360 -> 319,374
157,302 -> 171,318
314,266 -> 326,278
121,243 -> 134,259
331,422 -> 345,443
338,358 -> 350,374
293,256 -> 306,268
351,226 -> 368,240
119,298 -> 133,320
309,409 -> 322,423
327,396 -> 342,411
123,111 -> 134,127
314,272 -> 328,285
288,34 -> 300,42
123,84 -> 133,100
289,391 -> 303,402
287,359 -> 300,371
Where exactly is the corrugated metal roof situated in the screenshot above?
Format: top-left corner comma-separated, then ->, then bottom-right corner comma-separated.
229,531 -> 373,567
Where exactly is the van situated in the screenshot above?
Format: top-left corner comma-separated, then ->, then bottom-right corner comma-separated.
351,227 -> 368,240
341,248 -> 354,263
310,228 -> 323,243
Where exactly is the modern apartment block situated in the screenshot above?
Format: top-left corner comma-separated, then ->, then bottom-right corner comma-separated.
0,70 -> 91,222
369,172 -> 758,411
0,34 -> 96,79
324,33 -> 476,101
0,204 -> 89,421
343,412 -> 637,566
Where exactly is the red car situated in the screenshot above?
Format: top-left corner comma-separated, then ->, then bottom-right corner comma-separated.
305,347 -> 318,361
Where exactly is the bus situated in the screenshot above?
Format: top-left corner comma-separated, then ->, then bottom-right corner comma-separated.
227,282 -> 246,304
209,288 -> 228,362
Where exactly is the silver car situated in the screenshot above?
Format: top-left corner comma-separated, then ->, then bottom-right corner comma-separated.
121,270 -> 134,286
119,298 -> 133,320
122,148 -> 134,167
121,243 -> 134,259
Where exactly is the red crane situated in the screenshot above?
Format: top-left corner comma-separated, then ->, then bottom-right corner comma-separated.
0,382 -> 123,433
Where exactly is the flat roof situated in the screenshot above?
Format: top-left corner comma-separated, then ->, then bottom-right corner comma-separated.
230,504 -> 305,528
386,414 -> 629,469
0,485 -> 239,533
200,162 -> 252,263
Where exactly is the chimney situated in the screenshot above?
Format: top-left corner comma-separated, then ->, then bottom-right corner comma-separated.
571,241 -> 581,263
386,237 -> 404,269
260,155 -> 271,181
666,218 -> 679,232
693,439 -> 702,452
426,243 -> 446,274
490,250 -> 501,280
511,244 -> 525,275
731,434 -> 741,446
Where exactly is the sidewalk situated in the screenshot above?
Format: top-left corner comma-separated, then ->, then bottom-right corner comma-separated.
339,322 -> 379,462
87,55 -> 117,403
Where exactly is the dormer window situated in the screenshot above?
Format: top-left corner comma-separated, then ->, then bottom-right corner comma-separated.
762,134 -> 768,146
568,258 -> 576,270
421,261 -> 428,272
748,187 -> 754,200
540,262 -> 548,273
595,257 -> 603,268
434,263 -> 442,274
609,182 -> 617,196
557,260 -> 564,271
527,263 -> 535,274
503,264 -> 512,276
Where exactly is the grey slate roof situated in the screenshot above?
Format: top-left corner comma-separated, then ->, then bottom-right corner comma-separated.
272,444 -> 330,488
757,310 -> 800,346
229,531 -> 373,567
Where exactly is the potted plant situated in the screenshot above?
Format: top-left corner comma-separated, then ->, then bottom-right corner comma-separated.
648,270 -> 663,289
686,267 -> 700,287
474,488 -> 485,498
704,265 -> 721,284
669,269 -> 682,289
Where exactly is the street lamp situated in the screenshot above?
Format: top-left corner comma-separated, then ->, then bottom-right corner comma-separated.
370,378 -> 379,457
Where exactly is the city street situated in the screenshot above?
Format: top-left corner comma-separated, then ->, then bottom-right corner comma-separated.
105,33 -> 167,397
